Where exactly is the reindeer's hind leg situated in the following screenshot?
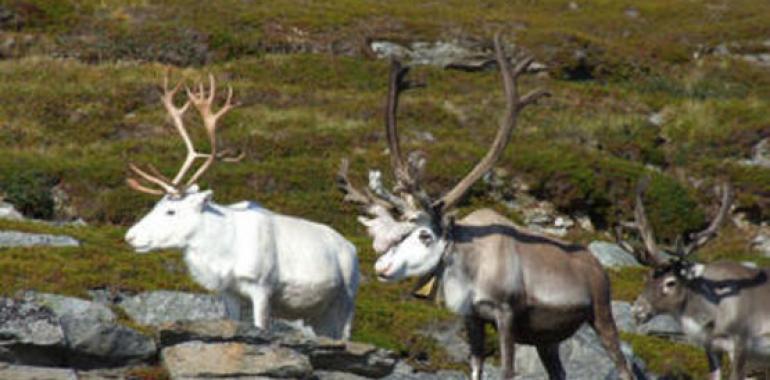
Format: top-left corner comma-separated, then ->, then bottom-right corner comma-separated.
536,343 -> 565,380
590,278 -> 635,380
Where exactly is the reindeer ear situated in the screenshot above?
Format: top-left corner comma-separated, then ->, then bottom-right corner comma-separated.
189,190 -> 213,211
186,184 -> 201,194
681,263 -> 706,280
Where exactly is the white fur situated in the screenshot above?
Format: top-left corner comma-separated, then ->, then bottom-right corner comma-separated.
371,223 -> 445,282
125,187 -> 359,340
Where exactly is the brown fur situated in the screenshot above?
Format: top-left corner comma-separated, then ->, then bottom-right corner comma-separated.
446,209 -> 634,380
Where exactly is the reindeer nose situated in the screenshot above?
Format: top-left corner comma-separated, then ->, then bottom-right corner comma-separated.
374,261 -> 392,277
125,230 -> 137,245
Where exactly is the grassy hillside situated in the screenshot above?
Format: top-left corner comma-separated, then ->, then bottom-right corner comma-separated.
1,1 -> 770,378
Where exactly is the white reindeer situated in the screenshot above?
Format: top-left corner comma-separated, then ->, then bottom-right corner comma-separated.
123,74 -> 359,340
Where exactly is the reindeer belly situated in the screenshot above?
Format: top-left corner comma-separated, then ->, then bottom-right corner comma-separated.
271,279 -> 339,319
514,304 -> 591,344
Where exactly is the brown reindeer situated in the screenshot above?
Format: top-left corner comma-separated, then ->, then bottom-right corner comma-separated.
616,178 -> 770,380
337,33 -> 634,380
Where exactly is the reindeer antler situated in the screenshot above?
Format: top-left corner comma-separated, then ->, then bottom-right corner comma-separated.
615,177 -> 734,268
433,32 -> 549,213
127,72 -> 236,196
339,32 -> 549,225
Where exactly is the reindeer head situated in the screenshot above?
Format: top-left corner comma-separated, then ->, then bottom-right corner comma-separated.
615,178 -> 733,324
124,74 -> 239,253
338,33 -> 549,282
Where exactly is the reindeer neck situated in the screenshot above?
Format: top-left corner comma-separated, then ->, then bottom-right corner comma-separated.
185,202 -> 237,258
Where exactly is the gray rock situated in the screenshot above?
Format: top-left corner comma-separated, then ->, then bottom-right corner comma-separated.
588,241 -> 641,268
0,363 -> 78,380
118,291 -> 229,326
637,315 -> 683,339
414,314 -> 649,379
20,292 -> 116,324
0,230 -> 80,247
369,40 -> 546,72
314,370 -> 370,380
750,138 -> 770,168
751,231 -> 770,258
0,201 -> 23,220
306,340 -> 397,378
60,317 -> 157,368
611,301 -> 636,333
162,341 -> 313,379
418,319 -> 468,363
384,369 -> 468,380
0,293 -> 156,369
0,297 -> 67,366
158,318 -> 396,377
157,319 -> 273,348
512,325 -> 648,379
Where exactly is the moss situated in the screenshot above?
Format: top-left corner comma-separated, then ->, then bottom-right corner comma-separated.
622,333 -> 709,379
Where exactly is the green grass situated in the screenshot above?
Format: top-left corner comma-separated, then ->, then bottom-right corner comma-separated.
1,1 -> 770,378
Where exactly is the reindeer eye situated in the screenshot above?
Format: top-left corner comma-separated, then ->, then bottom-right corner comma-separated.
664,279 -> 677,288
418,230 -> 433,246
166,210 -> 176,216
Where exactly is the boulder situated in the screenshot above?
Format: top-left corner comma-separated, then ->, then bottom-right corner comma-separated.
588,241 -> 641,269
306,340 -> 397,378
0,231 -> 80,248
611,301 -> 636,333
636,315 -> 683,339
157,320 -> 273,348
59,317 -> 157,369
20,291 -> 115,323
0,297 -> 67,366
0,201 -> 24,220
161,341 -> 313,379
0,294 -> 156,369
158,319 -> 398,378
118,291 -> 230,326
512,325 -> 648,379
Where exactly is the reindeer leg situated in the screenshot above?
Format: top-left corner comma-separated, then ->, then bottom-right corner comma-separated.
590,300 -> 634,380
465,315 -> 485,380
536,343 -> 565,380
495,307 -> 516,380
729,339 -> 747,380
239,281 -> 272,330
705,347 -> 722,380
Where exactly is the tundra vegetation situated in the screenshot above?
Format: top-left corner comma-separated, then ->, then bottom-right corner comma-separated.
0,0 -> 770,378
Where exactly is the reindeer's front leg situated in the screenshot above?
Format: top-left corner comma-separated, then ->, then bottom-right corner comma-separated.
465,315 -> 486,380
729,339 -> 747,380
238,281 -> 272,330
495,306 -> 516,380
705,346 -> 722,380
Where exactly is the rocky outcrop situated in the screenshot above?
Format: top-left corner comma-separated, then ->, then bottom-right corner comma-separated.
419,316 -> 649,380
0,231 -> 80,248
2,290 -> 669,379
117,290 -> 233,326
588,241 -> 641,268
0,293 -> 156,369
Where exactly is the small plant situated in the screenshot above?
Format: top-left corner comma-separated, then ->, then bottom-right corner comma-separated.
0,169 -> 57,219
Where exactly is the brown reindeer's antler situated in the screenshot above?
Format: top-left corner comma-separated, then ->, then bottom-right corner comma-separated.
434,33 -> 549,214
338,32 -> 549,222
127,73 -> 236,196
614,177 -> 668,268
615,177 -> 734,267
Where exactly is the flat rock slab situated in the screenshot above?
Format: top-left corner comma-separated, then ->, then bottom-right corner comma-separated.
588,241 -> 641,268
20,291 -> 116,323
119,291 -> 229,326
0,230 -> 80,248
0,363 -> 78,380
158,319 -> 398,378
162,341 -> 313,379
